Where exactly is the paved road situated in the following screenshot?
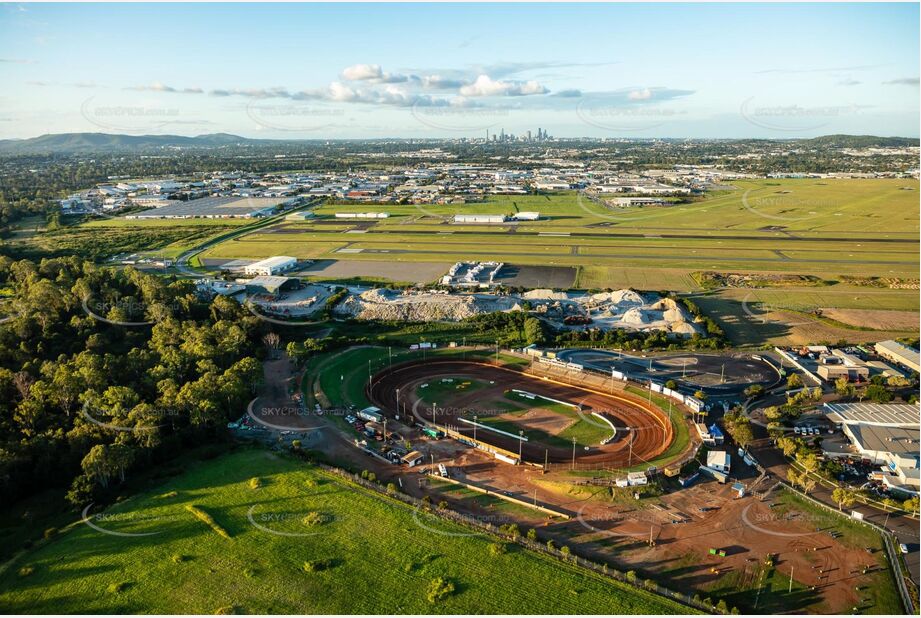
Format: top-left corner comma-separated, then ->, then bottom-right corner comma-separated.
344,246 -> 911,266
555,348 -> 780,402
174,200 -> 319,277
274,224 -> 918,245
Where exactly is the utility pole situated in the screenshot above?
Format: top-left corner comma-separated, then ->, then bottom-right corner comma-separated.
519,430 -> 524,461
628,429 -> 634,466
389,346 -> 392,370
473,415 -> 478,443
544,448 -> 549,471
571,436 -> 577,470
495,340 -> 499,364
395,388 -> 400,419
368,360 -> 372,388
788,566 -> 794,594
720,363 -> 725,384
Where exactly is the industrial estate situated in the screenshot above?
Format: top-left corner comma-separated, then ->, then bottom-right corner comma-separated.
0,3 -> 919,617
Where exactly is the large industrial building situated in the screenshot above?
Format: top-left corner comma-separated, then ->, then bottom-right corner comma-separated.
454,214 -> 506,224
126,196 -> 289,219
243,256 -> 297,276
823,402 -> 920,495
874,340 -> 921,374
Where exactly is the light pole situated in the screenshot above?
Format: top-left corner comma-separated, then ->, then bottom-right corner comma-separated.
571,436 -> 577,470
519,430 -> 524,461
473,415 -> 478,443
495,340 -> 499,364
395,388 -> 400,419
628,428 -> 634,466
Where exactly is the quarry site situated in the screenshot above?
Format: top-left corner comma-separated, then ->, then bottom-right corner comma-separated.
332,286 -> 702,334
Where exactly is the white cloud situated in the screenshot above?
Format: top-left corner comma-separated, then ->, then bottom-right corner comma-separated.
459,74 -> 548,97
420,74 -> 466,90
342,64 -> 383,81
130,82 -> 204,94
883,77 -> 919,86
342,64 -> 410,84
628,88 -> 652,101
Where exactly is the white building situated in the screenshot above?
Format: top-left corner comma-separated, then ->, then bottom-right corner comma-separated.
706,450 -> 731,473
454,214 -> 506,224
243,256 -> 297,276
823,402 -> 920,495
874,340 -> 921,373
512,211 -> 540,221
334,212 -> 389,219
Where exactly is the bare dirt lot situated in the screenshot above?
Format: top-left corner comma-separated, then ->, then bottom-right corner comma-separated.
421,453 -> 899,615
493,264 -> 577,289
297,258 -> 449,283
820,308 -> 921,330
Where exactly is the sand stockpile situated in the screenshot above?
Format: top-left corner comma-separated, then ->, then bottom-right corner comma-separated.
332,287 -> 702,336
335,289 -> 518,322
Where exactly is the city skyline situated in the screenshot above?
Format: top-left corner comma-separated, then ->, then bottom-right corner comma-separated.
1,2 -> 919,139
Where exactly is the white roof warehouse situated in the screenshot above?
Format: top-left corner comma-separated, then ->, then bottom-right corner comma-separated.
243,256 -> 297,276
824,402 -> 920,495
874,340 -> 921,374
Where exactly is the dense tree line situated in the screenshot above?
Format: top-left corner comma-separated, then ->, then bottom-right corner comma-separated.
0,257 -> 268,507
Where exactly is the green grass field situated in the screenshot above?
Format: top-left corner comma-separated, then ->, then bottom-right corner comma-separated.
37,179 -> 918,347
494,391 -> 613,447
0,450 -> 692,614
415,378 -> 487,405
198,181 -> 918,282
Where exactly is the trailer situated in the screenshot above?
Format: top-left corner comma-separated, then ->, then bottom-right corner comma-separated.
358,406 -> 384,423
401,450 -> 424,467
627,471 -> 648,487
422,427 -> 445,440
699,465 -> 728,484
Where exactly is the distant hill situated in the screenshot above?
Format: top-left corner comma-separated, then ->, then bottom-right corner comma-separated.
0,132 -> 917,154
0,132 -> 261,154
800,134 -> 920,149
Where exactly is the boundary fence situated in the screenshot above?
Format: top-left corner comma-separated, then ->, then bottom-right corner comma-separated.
311,459 -> 725,614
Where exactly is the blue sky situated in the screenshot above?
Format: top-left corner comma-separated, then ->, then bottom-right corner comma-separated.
1,2 -> 918,139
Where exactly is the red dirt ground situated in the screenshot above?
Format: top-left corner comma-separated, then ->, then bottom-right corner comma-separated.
367,359 -> 673,467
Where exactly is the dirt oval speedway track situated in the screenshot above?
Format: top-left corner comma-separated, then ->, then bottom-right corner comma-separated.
367,360 -> 676,467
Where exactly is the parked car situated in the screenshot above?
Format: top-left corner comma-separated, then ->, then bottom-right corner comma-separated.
899,543 -> 909,554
